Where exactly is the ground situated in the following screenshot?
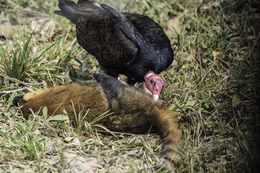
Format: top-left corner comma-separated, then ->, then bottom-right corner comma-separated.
0,0 -> 259,172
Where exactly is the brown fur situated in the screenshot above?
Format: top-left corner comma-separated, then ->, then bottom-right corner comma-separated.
15,79 -> 182,169
20,83 -> 109,125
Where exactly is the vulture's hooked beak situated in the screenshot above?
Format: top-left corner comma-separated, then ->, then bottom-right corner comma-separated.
144,71 -> 164,101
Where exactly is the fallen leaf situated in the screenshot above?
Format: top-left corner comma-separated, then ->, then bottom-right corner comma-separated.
47,114 -> 69,122
186,100 -> 196,107
65,137 -> 74,142
33,129 -> 41,135
0,24 -> 19,38
165,11 -> 186,35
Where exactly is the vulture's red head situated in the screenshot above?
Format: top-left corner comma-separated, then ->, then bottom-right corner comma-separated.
144,71 -> 164,101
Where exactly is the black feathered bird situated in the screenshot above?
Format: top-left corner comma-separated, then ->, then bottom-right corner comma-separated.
55,0 -> 174,100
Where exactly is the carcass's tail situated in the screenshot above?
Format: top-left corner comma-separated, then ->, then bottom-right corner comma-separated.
55,0 -> 79,24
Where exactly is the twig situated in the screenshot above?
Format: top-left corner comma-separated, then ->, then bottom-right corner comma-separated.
0,87 -> 33,94
0,71 -> 44,87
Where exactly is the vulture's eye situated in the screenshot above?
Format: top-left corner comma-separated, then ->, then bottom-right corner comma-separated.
150,80 -> 154,84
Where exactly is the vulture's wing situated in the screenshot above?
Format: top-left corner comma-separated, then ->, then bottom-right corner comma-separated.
56,0 -> 143,67
124,13 -> 174,72
124,13 -> 171,49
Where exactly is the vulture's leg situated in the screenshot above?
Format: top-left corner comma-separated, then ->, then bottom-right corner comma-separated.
105,70 -> 119,79
79,60 -> 93,80
127,77 -> 136,85
73,60 -> 97,86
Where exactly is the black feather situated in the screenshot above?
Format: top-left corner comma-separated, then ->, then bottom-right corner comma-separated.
56,0 -> 173,83
56,0 -> 79,24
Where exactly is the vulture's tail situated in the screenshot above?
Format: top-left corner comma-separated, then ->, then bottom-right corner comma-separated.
55,0 -> 80,24
55,0 -> 107,24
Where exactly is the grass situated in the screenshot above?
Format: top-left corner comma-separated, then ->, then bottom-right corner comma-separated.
0,0 -> 259,172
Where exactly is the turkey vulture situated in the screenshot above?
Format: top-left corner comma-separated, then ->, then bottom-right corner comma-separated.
13,72 -> 181,169
55,0 -> 174,100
